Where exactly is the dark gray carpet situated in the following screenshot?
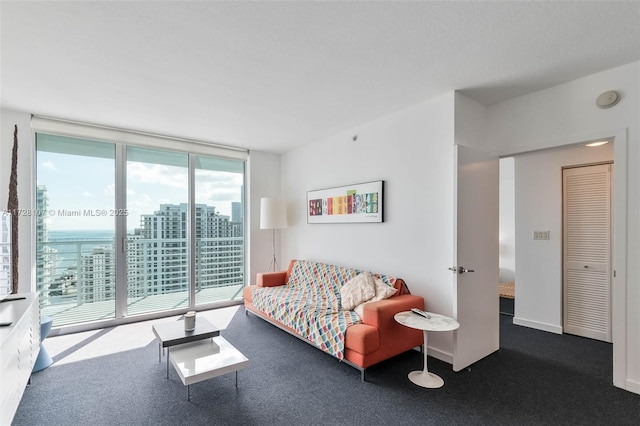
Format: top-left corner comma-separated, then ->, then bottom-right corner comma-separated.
13,309 -> 640,425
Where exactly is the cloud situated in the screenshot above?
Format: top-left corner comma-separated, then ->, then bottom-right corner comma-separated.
83,192 -> 94,197
125,164 -> 242,219
195,170 -> 243,206
127,162 -> 188,188
41,160 -> 57,170
105,184 -> 135,197
126,194 -> 155,226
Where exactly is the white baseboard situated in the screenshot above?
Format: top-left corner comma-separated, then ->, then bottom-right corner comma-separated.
626,379 -> 640,395
513,316 -> 563,334
427,346 -> 453,365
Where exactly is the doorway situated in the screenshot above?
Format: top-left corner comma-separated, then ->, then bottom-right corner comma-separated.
497,143 -> 613,329
491,126 -> 628,391
499,157 -> 515,317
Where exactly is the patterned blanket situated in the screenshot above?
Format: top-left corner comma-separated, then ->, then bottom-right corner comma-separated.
251,260 -> 395,359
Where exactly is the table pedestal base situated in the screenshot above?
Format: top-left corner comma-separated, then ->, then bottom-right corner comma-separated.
410,329 -> 444,388
408,370 -> 444,388
394,311 -> 460,389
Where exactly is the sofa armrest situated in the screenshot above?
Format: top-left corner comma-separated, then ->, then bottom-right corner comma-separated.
257,271 -> 287,287
360,294 -> 425,328
243,285 -> 256,304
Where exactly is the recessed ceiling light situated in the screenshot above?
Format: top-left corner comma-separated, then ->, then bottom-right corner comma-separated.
585,141 -> 609,147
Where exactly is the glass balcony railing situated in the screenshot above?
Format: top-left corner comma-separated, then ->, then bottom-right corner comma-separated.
37,237 -> 244,327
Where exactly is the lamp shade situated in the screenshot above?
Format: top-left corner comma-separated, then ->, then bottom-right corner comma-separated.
260,197 -> 287,229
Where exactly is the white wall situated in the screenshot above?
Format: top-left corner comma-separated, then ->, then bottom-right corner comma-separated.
499,157 -> 515,283
281,93 -> 457,357
513,143 -> 613,333
486,60 -> 639,393
247,150 -> 282,282
454,92 -> 487,150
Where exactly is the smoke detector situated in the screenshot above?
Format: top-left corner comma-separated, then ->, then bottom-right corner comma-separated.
596,91 -> 620,109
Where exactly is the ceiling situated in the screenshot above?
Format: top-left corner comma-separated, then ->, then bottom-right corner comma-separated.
1,1 -> 639,154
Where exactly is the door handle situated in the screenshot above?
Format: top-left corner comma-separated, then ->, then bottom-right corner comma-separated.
448,266 -> 475,274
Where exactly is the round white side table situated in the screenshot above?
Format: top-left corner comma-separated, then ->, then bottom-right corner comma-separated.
394,311 -> 459,388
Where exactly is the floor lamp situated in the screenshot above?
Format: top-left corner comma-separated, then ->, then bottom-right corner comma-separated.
260,197 -> 287,272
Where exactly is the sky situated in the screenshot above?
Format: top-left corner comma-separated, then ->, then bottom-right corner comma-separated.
37,151 -> 243,231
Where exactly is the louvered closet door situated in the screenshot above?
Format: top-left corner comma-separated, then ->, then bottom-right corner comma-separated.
562,164 -> 612,342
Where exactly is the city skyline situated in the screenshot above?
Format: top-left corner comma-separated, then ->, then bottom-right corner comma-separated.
37,195 -> 245,323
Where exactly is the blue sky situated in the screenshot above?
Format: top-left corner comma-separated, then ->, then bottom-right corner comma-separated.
37,152 -> 243,231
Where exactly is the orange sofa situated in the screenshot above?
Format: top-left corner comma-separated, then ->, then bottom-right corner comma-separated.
243,259 -> 425,380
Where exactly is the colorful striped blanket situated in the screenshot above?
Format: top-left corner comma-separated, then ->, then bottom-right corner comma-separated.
250,259 -> 397,359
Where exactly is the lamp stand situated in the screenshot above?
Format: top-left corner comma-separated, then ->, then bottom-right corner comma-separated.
268,228 -> 279,272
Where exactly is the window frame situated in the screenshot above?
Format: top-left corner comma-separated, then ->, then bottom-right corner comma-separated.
33,117 -> 248,332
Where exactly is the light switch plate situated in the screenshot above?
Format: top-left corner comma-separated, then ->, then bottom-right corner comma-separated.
532,230 -> 550,240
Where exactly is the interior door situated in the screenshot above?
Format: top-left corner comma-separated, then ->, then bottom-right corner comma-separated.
562,163 -> 612,342
452,145 -> 499,372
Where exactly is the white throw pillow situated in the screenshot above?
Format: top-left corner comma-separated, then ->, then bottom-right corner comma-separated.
340,272 -> 376,311
354,276 -> 398,318
371,276 -> 398,300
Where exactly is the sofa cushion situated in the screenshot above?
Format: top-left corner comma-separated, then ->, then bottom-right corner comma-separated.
340,272 -> 376,310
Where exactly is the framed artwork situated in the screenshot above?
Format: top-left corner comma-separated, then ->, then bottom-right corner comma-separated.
307,180 -> 383,224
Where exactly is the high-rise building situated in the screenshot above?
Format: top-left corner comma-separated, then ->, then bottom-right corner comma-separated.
129,203 -> 244,298
35,186 -> 58,306
0,212 -> 12,297
80,246 -> 114,303
232,201 -> 242,223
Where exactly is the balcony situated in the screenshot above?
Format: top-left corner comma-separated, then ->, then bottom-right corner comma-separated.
42,284 -> 244,327
37,239 -> 245,328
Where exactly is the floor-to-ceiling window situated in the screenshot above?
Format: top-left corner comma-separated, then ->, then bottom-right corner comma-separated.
34,119 -> 247,329
36,134 -> 117,326
126,146 -> 190,316
194,155 -> 245,306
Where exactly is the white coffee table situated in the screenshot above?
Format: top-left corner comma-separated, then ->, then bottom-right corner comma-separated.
394,311 -> 460,388
170,336 -> 249,401
152,317 -> 221,379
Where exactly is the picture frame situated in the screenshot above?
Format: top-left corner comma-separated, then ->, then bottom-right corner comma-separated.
307,180 -> 383,224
